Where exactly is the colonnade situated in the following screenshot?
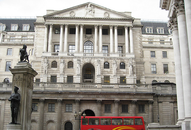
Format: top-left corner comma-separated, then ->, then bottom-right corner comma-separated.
36,99 -> 153,130
43,24 -> 134,55
168,0 -> 191,127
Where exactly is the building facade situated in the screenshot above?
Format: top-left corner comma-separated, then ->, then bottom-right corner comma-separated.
0,2 -> 176,130
160,0 -> 191,129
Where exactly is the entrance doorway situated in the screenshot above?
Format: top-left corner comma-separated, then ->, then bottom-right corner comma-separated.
82,109 -> 95,116
64,121 -> 72,130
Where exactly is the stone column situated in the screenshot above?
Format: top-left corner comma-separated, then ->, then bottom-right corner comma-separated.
125,26 -> 129,54
131,100 -> 137,116
75,25 -> 79,53
43,25 -> 48,52
114,100 -> 119,116
184,0 -> 191,60
48,25 -> 53,53
8,62 -> 38,130
130,27 -> 134,53
99,25 -> 102,53
64,25 -> 68,53
110,26 -> 113,54
176,1 -> 191,119
59,25 -> 64,52
79,25 -> 84,53
169,17 -> 185,124
114,26 -> 118,53
94,25 -> 98,54
97,100 -> 102,116
38,99 -> 45,130
148,100 -> 154,123
57,99 -> 62,130
74,99 -> 80,130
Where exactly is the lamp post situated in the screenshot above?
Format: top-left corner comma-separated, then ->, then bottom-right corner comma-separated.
74,111 -> 86,130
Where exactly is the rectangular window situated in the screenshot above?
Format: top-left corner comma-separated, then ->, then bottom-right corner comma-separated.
104,76 -> 110,83
118,46 -> 123,56
160,40 -> 165,44
124,118 -> 134,125
48,103 -> 55,112
86,28 -> 92,34
102,29 -> 108,35
118,29 -> 123,35
51,76 -> 57,83
120,76 -> 126,84
65,104 -> 72,112
35,78 -> 40,82
54,44 -> 59,52
135,118 -> 143,125
69,45 -> 75,53
69,28 -> 75,34
151,64 -> 157,74
11,24 -> 18,31
32,103 -> 38,112
112,118 -> 122,125
7,48 -> 12,55
163,64 -> 168,74
89,118 -> 99,125
146,27 -> 153,33
5,61 -> 11,71
54,28 -> 60,34
157,28 -> 164,34
150,51 -> 155,58
102,45 -> 108,56
122,104 -> 128,113
0,24 -> 6,31
67,76 -> 73,83
138,104 -> 145,113
105,104 -> 111,113
162,51 -> 167,58
101,118 -> 111,125
148,39 -> 153,44
22,24 -> 30,31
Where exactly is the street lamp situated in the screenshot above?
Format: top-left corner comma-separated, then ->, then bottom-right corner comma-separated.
74,111 -> 86,130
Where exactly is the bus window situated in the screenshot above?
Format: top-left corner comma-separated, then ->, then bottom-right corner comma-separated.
112,118 -> 122,125
135,118 -> 143,125
82,118 -> 88,125
100,118 -> 111,125
89,118 -> 99,125
124,118 -> 134,125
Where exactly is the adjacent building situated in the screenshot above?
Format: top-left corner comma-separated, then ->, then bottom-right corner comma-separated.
0,2 -> 176,130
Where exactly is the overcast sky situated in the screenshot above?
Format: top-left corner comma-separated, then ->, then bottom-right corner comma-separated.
0,0 -> 169,21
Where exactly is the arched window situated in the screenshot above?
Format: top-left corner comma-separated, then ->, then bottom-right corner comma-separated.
164,80 -> 170,83
120,62 -> 125,69
104,62 -> 109,69
84,41 -> 93,56
68,61 -> 73,68
51,61 -> 57,68
152,80 -> 157,83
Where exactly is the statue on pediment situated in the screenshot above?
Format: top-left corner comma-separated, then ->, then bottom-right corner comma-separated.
85,4 -> 95,16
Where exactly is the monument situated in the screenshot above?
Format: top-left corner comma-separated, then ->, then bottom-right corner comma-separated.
7,45 -> 38,130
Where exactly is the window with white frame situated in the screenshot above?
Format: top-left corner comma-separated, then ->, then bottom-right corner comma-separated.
151,64 -> 157,74
146,27 -> 153,33
0,24 -> 6,31
11,24 -> 18,31
102,45 -> 108,56
65,104 -> 72,112
7,48 -> 12,55
5,61 -> 11,71
48,103 -> 55,112
54,44 -> 59,52
150,51 -> 155,58
69,45 -> 75,53
22,24 -> 30,31
157,28 -> 164,34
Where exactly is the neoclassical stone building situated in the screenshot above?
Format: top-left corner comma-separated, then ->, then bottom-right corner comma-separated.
0,2 -> 176,130
160,0 -> 191,130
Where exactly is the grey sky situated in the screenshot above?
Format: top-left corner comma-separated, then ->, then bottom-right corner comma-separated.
0,0 -> 169,21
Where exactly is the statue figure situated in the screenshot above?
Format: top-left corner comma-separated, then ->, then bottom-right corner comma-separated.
44,58 -> 48,74
113,60 -> 117,76
8,86 -> 21,124
97,60 -> 101,75
20,44 -> 29,62
85,3 -> 95,16
77,59 -> 81,75
129,59 -> 133,76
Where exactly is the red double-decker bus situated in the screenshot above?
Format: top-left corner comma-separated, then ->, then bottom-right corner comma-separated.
81,116 -> 145,130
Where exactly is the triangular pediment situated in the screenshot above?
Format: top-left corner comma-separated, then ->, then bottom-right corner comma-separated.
44,2 -> 133,19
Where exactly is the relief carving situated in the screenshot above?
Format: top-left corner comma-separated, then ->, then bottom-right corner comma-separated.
85,4 -> 95,16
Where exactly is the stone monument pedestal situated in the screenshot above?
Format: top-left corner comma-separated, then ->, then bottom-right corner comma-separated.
8,62 -> 38,130
7,124 -> 22,130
